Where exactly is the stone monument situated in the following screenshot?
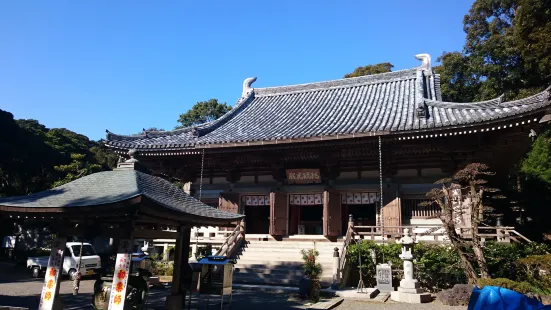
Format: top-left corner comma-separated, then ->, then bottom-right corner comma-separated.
390,228 -> 431,303
376,263 -> 393,292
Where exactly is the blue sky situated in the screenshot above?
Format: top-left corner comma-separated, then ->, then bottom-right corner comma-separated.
0,1 -> 473,140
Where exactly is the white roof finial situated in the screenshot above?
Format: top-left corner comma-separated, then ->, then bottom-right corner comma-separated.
242,77 -> 257,97
414,53 -> 431,70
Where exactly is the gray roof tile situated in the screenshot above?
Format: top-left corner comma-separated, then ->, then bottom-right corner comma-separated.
0,170 -> 242,221
105,67 -> 551,151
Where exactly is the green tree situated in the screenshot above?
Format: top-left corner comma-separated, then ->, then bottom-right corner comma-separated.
434,52 -> 481,102
53,153 -> 102,187
0,109 -> 118,196
177,99 -> 232,128
344,62 -> 393,78
521,128 -> 551,186
438,0 -> 551,101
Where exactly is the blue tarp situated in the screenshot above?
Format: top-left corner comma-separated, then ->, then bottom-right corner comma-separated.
468,286 -> 551,310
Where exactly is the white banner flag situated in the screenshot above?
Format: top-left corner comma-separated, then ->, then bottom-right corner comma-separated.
38,238 -> 65,310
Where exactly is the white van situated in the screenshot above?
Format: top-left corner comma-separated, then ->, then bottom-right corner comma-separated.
27,242 -> 102,280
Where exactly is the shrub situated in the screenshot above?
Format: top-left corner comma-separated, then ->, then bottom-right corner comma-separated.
346,241 -> 402,287
300,249 -> 322,279
151,260 -> 174,276
346,240 -> 551,292
517,254 -> 551,295
415,243 -> 466,291
477,278 -> 534,294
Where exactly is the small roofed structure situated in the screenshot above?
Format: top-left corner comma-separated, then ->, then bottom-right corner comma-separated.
0,152 -> 244,310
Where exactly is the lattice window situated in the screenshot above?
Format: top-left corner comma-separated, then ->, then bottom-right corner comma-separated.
401,196 -> 440,219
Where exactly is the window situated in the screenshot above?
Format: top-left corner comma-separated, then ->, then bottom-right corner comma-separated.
401,196 -> 440,218
71,245 -> 96,256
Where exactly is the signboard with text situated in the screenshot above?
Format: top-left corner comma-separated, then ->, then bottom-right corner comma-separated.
108,239 -> 132,310
38,238 -> 65,310
286,169 -> 321,184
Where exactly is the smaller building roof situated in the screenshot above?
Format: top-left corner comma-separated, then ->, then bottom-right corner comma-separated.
0,170 -> 243,223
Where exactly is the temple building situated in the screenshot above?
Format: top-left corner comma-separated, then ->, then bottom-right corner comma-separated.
105,54 -> 551,239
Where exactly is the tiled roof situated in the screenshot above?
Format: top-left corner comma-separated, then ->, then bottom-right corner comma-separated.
0,170 -> 243,221
105,58 -> 551,151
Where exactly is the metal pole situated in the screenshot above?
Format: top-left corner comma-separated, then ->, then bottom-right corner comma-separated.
357,239 -> 365,293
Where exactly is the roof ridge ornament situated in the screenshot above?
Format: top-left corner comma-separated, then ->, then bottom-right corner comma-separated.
126,149 -> 139,163
414,53 -> 431,70
242,77 -> 257,97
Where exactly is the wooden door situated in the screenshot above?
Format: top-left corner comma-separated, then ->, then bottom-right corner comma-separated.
270,192 -> 288,236
323,190 -> 341,237
382,190 -> 401,234
219,193 -> 240,230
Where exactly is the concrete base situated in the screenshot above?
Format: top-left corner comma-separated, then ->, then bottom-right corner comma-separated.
390,291 -> 432,304
398,287 -> 424,294
164,294 -> 184,310
335,288 -> 381,300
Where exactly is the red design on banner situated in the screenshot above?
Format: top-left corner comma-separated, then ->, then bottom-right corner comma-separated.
46,280 -> 54,289
117,270 -> 126,280
44,291 -> 52,301
48,268 -> 57,277
115,282 -> 124,292
114,294 -> 122,305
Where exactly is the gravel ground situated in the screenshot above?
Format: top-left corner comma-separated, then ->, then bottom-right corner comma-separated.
0,261 -> 468,309
336,299 -> 466,309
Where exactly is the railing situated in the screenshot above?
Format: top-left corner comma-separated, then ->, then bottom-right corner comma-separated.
214,220 -> 245,258
337,218 -> 531,286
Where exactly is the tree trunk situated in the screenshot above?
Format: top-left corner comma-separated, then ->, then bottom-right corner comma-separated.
442,220 -> 478,283
470,184 -> 489,279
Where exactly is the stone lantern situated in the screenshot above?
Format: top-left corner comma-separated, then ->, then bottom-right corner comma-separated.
390,228 -> 431,303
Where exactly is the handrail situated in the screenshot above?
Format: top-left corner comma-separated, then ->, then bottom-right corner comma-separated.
338,224 -> 354,288
215,224 -> 241,257
339,226 -> 353,272
510,230 -> 533,243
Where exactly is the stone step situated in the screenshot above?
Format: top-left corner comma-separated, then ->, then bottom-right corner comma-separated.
233,273 -> 333,286
234,262 -> 302,270
236,257 -> 334,264
234,267 -> 334,277
234,267 -> 305,276
240,246 -> 340,251
245,241 -> 342,246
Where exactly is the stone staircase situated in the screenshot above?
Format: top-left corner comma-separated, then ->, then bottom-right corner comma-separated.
232,240 -> 342,287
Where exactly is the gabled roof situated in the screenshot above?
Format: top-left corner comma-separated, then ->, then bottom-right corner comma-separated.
105,54 -> 551,152
0,170 -> 242,222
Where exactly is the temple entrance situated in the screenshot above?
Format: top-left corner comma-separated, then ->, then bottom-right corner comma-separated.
289,194 -> 324,235
341,192 -> 379,232
242,195 -> 270,234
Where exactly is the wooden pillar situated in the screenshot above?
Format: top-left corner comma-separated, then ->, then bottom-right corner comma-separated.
323,190 -> 341,237
165,226 -> 191,310
219,193 -> 240,231
289,205 -> 299,235
269,191 -> 288,236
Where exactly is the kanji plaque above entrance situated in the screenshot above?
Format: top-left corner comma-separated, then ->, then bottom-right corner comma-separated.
286,169 -> 321,184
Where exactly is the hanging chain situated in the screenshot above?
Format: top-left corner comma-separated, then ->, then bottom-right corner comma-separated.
199,149 -> 205,201
379,136 -> 385,262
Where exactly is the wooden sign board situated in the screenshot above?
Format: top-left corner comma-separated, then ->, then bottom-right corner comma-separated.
286,169 -> 321,184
